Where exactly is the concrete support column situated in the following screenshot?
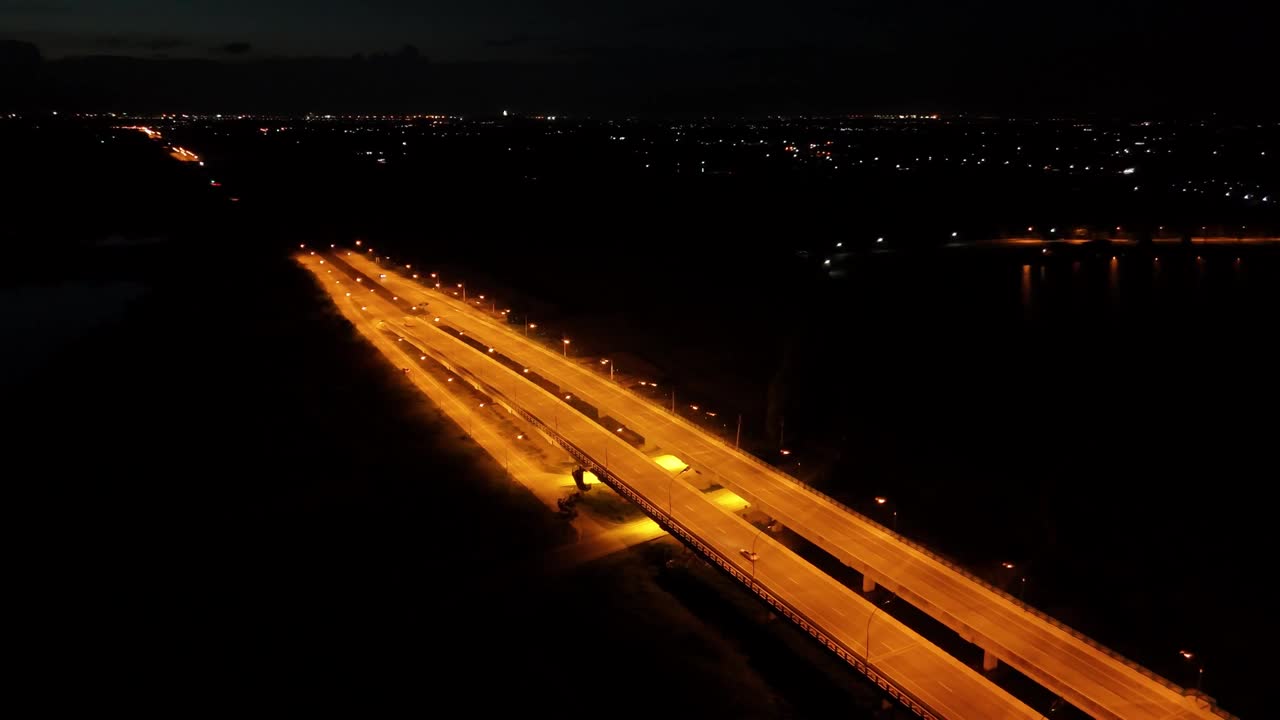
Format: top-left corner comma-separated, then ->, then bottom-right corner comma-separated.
982,649 -> 998,672
862,576 -> 876,593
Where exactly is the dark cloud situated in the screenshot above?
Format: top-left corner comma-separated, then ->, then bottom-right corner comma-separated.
0,2 -> 72,14
93,34 -> 190,52
0,38 -> 42,64
212,41 -> 252,55
485,33 -> 528,48
626,12 -> 724,35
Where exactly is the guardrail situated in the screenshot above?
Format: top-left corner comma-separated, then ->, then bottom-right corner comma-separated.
354,251 -> 1237,720
380,325 -> 942,719
423,286 -> 1208,707
507,400 -> 943,720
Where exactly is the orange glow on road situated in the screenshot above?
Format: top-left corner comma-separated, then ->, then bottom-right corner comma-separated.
121,125 -> 161,140
653,454 -> 689,472
298,250 -> 1233,720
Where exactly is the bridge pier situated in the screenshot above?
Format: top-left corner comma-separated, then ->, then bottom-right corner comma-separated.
982,649 -> 999,672
862,575 -> 876,593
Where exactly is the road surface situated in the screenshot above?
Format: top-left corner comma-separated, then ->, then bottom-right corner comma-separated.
334,248 -> 1230,720
301,252 -> 1039,719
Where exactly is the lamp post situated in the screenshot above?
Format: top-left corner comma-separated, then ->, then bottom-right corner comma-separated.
1179,650 -> 1204,693
1000,561 -> 1028,601
865,595 -> 894,666
874,496 -> 898,532
668,465 -> 692,517
749,528 -> 763,584
457,283 -> 465,302
562,338 -> 570,357
600,358 -> 613,381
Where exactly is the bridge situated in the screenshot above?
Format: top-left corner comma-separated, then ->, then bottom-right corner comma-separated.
303,248 -> 1234,720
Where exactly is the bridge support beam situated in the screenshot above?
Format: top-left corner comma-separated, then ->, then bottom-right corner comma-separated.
982,649 -> 998,672
862,575 -> 876,593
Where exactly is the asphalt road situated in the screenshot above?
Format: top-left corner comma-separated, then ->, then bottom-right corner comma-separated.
302,252 -> 1041,719
333,249 -> 1230,720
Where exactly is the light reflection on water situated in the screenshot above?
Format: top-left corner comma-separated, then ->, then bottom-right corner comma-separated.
1015,252 -> 1248,314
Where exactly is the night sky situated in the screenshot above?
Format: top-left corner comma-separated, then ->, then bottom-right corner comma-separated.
2,1 -> 1273,114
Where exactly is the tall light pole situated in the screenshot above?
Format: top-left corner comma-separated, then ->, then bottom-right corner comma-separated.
749,528 -> 763,584
874,496 -> 898,532
600,359 -> 613,381
457,282 -> 465,302
735,413 -> 743,448
669,465 -> 692,517
562,338 -> 570,357
526,321 -> 537,337
1000,561 -> 1027,601
865,595 -> 894,666
1179,650 -> 1204,693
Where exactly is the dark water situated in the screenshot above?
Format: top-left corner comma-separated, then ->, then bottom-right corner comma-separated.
776,245 -> 1276,719
812,245 -> 1277,717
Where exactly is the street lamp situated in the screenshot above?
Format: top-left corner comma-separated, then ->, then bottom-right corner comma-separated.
749,528 -> 764,584
457,282 -> 465,302
865,595 -> 894,666
874,496 -> 898,532
600,358 -> 614,381
668,464 -> 692,517
562,338 -> 570,357
1000,561 -> 1027,601
1179,650 -> 1205,692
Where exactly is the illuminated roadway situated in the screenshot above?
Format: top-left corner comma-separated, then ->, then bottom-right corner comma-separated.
302,252 -> 1035,719
325,250 -> 1227,720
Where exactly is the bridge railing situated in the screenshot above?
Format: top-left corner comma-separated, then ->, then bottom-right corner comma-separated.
506,400 -> 943,720
377,253 -> 1235,720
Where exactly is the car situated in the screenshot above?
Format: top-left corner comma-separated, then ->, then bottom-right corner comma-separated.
739,549 -> 759,562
